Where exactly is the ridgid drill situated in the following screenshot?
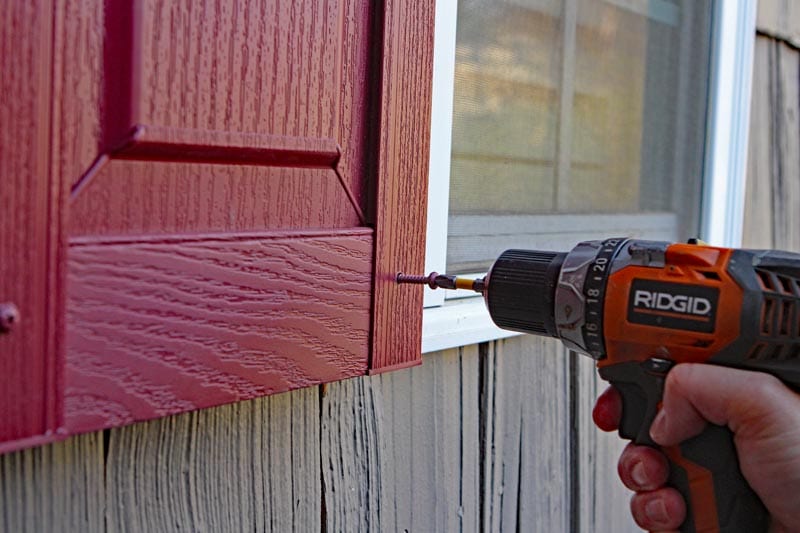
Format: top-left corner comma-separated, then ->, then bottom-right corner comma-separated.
398,238 -> 800,533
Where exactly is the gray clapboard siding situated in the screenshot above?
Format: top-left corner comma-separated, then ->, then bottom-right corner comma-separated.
743,37 -> 777,249
757,0 -> 800,47
321,337 -> 573,533
575,355 -> 639,533
0,433 -> 104,533
320,375 -> 386,532
380,345 -> 481,533
743,34 -> 800,252
105,387 -> 320,533
322,346 -> 480,533
479,337 -> 570,533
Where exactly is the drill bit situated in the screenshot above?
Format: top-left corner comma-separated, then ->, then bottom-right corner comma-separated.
396,272 -> 486,293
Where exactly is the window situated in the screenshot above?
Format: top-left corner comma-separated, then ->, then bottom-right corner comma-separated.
422,0 -> 757,353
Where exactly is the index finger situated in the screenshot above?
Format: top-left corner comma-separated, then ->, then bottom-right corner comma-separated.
593,385 -> 622,432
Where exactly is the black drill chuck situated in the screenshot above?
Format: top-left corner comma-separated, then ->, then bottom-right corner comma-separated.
484,249 -> 566,338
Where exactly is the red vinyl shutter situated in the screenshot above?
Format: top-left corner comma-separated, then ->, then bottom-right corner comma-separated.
0,0 -> 432,452
0,2 -> 59,449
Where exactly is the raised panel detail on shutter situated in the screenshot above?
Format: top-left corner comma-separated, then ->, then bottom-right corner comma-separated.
58,0 -> 378,438
0,0 -> 432,452
100,0 -> 369,215
70,162 -> 361,236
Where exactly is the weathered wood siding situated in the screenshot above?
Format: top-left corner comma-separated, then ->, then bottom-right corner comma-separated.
104,387 -> 321,532
1,1 -> 793,532
744,4 -> 800,252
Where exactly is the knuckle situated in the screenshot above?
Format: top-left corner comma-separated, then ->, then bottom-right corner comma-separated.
629,493 -> 654,529
747,371 -> 783,398
617,444 -> 668,491
630,489 -> 685,530
665,363 -> 697,394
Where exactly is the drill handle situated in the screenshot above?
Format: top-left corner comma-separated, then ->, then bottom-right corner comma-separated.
599,361 -> 769,533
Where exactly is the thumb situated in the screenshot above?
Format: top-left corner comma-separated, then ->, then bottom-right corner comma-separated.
649,363 -> 795,447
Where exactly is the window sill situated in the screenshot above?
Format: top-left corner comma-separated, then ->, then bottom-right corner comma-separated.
421,297 -> 520,354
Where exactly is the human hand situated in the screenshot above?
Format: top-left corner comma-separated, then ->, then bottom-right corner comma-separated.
592,363 -> 800,532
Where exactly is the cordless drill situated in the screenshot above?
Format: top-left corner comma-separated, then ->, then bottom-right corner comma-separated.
398,237 -> 800,533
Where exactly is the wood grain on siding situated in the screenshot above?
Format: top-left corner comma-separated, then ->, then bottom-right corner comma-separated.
381,345 -> 480,533
480,337 -> 570,533
105,388 -> 320,532
322,345 -> 480,532
65,231 -> 371,434
0,434 -> 104,533
575,355 -> 640,533
0,0 -> 59,445
743,37 -> 800,251
764,38 -> 800,250
743,37 -> 776,249
320,377 -> 386,532
757,0 -> 800,47
370,0 -> 435,372
323,337 -> 574,532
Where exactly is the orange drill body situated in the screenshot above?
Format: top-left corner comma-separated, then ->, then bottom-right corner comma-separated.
598,243 -> 748,533
600,244 -> 744,369
398,237 -> 800,532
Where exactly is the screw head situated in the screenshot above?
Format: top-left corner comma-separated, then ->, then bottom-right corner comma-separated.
0,303 -> 20,333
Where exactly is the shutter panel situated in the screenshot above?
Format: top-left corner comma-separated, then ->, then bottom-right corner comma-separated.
0,1 -> 59,452
1,0 -> 432,451
370,0 -> 434,372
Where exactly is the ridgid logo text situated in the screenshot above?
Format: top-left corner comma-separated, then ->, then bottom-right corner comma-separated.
632,290 -> 712,316
627,279 -> 719,333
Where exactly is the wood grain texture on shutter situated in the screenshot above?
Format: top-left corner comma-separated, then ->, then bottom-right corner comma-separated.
67,0 -> 370,230
369,0 -> 435,372
69,162 -> 362,237
94,0 -> 371,219
1,0 -> 432,451
0,0 -> 62,450
65,230 -> 370,432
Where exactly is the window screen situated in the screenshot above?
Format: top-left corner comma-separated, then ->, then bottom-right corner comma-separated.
447,0 -> 714,273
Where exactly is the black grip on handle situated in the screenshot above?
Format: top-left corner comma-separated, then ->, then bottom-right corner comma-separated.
666,425 -> 768,532
599,361 -> 769,533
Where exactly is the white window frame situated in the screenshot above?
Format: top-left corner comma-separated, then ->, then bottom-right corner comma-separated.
421,0 -> 758,354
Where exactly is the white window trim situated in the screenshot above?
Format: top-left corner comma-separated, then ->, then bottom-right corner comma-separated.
421,0 -> 758,354
422,0 -> 458,309
701,0 -> 758,248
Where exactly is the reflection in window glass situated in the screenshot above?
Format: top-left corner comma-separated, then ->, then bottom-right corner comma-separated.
447,0 -> 713,273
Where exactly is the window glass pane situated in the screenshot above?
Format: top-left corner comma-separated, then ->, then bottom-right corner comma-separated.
449,0 -> 563,215
447,0 -> 714,273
